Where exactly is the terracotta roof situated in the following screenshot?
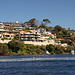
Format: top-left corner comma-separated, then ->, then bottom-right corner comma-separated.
3,33 -> 15,35
3,33 -> 10,35
20,31 -> 30,34
20,31 -> 25,34
71,35 -> 75,37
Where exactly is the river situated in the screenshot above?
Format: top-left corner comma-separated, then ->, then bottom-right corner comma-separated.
0,54 -> 75,75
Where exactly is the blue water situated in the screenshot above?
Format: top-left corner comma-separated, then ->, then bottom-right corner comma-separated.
0,54 -> 75,75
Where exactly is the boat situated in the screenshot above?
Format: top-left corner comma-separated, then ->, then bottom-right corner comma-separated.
45,51 -> 50,55
71,50 -> 74,55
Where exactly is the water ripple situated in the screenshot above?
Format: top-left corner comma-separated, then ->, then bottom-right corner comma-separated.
0,57 -> 75,62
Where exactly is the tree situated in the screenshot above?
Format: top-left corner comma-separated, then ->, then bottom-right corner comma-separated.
49,26 -> 54,30
8,41 -> 24,53
24,18 -> 39,27
43,19 -> 51,25
46,44 -> 55,53
39,24 -> 47,28
54,25 -> 62,32
27,18 -> 36,25
71,37 -> 75,41
55,45 -> 65,54
39,24 -> 50,31
0,44 -> 3,55
66,46 -> 73,53
0,44 -> 8,55
62,30 -> 68,35
2,44 -> 8,55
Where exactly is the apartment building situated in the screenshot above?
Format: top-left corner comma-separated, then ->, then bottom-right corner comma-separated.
16,30 -> 41,41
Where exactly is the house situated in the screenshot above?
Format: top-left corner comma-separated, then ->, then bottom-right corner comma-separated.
0,23 -> 4,26
14,26 -> 23,31
70,32 -> 75,36
36,27 -> 46,34
16,30 -> 41,41
2,32 -> 15,39
12,21 -> 19,25
44,31 -> 56,38
63,35 -> 71,39
4,26 -> 13,30
39,36 -> 48,41
0,24 -> 10,32
63,31 -> 75,39
55,39 -> 63,45
44,31 -> 51,35
0,23 -> 4,29
3,22 -> 11,26
9,21 -> 20,27
49,34 -> 56,38
0,23 -> 5,31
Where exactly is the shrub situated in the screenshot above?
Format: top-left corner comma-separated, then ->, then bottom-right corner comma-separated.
0,43 -> 8,55
55,45 -> 65,54
8,40 -> 24,53
46,44 -> 55,53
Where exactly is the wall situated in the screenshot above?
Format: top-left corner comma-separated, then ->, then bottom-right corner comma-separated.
0,40 -> 11,43
23,40 -> 55,45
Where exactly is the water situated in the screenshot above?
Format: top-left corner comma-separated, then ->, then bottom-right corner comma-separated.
0,54 -> 75,75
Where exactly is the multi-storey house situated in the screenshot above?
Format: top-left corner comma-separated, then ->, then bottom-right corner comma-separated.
16,30 -> 41,41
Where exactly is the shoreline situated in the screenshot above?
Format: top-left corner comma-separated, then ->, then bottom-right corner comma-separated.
0,53 -> 71,57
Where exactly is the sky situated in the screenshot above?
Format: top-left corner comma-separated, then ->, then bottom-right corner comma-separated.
0,0 -> 75,29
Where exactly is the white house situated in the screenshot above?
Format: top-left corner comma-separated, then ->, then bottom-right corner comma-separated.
2,32 -> 15,39
36,27 -> 46,34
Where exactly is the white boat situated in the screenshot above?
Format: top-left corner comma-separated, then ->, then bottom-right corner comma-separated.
45,51 -> 50,55
71,50 -> 74,55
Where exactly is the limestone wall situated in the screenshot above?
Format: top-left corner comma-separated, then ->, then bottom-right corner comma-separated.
0,40 -> 11,43
23,40 -> 55,45
0,40 -> 68,47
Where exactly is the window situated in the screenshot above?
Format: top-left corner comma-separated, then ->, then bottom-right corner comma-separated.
6,35 -> 10,37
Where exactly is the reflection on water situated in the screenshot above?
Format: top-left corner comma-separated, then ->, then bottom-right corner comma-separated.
0,54 -> 75,75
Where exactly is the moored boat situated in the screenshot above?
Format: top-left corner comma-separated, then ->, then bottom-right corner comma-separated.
45,51 -> 50,55
71,50 -> 74,55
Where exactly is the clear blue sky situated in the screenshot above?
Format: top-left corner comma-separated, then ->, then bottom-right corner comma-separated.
0,0 -> 75,29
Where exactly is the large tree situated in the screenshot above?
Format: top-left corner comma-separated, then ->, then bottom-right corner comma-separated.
8,40 -> 24,53
54,25 -> 62,32
24,18 -> 39,27
42,19 -> 51,25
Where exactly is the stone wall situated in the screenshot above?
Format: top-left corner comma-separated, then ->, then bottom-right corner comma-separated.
23,40 -> 55,45
0,40 -> 11,43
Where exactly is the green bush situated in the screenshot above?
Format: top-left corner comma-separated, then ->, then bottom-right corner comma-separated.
0,43 -> 8,55
8,40 -> 24,53
46,44 -> 55,53
23,44 -> 46,54
1,37 -> 9,40
55,45 -> 65,54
